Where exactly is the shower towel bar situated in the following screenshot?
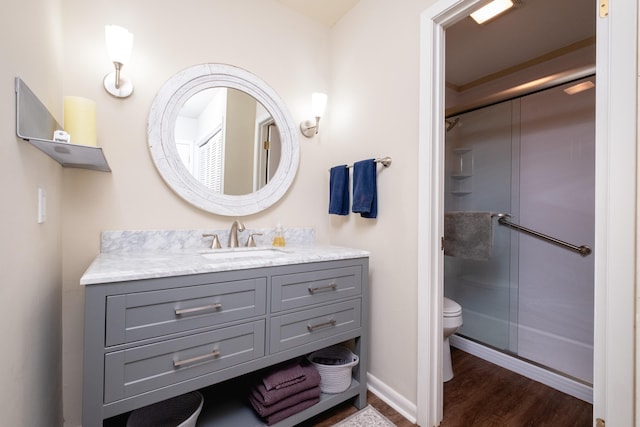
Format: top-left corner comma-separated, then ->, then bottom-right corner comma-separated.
328,156 -> 392,171
496,215 -> 592,257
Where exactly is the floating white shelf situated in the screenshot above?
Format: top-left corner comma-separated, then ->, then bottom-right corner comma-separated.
15,77 -> 111,172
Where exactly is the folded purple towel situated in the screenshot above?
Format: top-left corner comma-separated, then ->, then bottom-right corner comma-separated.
252,364 -> 321,406
264,397 -> 320,426
249,386 -> 321,417
262,360 -> 307,391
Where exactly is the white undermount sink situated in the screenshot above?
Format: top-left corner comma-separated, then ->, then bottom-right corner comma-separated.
200,247 -> 289,260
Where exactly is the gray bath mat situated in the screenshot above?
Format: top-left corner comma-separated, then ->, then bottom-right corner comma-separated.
332,405 -> 396,427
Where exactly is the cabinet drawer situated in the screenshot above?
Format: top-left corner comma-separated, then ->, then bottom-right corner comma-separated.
271,266 -> 361,312
104,320 -> 265,403
270,300 -> 361,353
106,278 -> 267,346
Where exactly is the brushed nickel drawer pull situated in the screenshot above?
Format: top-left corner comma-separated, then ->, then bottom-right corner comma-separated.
308,283 -> 338,294
173,350 -> 221,367
307,319 -> 337,331
175,303 -> 222,315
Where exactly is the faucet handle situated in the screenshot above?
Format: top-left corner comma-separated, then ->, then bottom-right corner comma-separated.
245,233 -> 263,247
203,233 -> 222,249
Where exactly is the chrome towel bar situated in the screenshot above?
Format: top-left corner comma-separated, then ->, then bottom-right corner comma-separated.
328,156 -> 392,171
496,215 -> 592,257
347,156 -> 392,169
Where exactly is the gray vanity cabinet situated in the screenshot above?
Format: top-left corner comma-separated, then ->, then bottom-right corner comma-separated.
82,257 -> 368,427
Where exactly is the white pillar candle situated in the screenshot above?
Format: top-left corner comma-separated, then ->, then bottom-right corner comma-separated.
64,96 -> 97,146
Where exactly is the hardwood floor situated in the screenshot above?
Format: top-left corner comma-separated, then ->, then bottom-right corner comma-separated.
440,348 -> 592,426
308,347 -> 592,427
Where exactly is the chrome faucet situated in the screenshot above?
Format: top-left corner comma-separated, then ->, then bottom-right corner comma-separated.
228,220 -> 246,248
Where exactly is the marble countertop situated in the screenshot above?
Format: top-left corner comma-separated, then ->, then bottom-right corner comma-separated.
80,245 -> 370,285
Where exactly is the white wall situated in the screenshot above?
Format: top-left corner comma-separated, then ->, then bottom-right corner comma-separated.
59,1 -> 331,425
224,89 -> 257,195
0,0 -> 64,425
329,0 -> 441,409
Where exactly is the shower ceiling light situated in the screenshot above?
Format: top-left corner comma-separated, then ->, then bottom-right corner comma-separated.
470,0 -> 514,24
563,81 -> 595,95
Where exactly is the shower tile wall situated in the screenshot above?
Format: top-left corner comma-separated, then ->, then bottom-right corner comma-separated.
445,78 -> 595,384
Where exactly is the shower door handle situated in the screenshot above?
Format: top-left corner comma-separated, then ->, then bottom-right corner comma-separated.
498,216 -> 592,256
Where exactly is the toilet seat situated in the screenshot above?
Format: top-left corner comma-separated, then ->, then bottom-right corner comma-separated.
443,297 -> 462,317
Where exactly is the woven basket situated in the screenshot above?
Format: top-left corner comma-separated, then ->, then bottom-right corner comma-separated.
308,346 -> 359,394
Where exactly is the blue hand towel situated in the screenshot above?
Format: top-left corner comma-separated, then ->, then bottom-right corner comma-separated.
352,159 -> 377,218
328,165 -> 349,215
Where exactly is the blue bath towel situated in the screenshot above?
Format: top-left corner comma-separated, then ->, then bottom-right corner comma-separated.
328,165 -> 349,215
352,159 -> 377,218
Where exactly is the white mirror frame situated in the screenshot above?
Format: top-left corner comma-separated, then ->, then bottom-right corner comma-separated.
148,63 -> 299,216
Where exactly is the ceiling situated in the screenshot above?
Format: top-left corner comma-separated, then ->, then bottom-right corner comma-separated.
445,0 -> 596,89
275,0 -> 360,27
277,0 -> 595,90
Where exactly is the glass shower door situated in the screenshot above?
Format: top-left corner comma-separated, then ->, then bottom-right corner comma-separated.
515,80 -> 594,383
444,100 -> 518,353
444,78 -> 595,383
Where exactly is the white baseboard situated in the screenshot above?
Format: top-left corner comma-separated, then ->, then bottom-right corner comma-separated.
366,372 -> 417,424
450,335 -> 593,403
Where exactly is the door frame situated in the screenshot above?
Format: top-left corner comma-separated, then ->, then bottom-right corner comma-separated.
254,115 -> 274,191
416,1 -> 637,426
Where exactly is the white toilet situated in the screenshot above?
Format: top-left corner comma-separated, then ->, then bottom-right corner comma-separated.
443,297 -> 463,382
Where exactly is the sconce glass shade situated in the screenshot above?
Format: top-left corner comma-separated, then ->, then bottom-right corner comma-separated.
105,25 -> 133,64
104,25 -> 134,98
311,92 -> 328,118
300,92 -> 328,138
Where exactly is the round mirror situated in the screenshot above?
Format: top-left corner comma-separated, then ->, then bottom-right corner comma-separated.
175,87 -> 281,196
148,64 -> 299,216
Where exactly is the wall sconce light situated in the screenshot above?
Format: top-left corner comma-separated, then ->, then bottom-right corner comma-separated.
103,25 -> 134,98
300,92 -> 328,138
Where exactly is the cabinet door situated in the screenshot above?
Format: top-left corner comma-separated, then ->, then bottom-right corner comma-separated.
106,278 -> 267,346
104,321 -> 265,403
271,266 -> 362,312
